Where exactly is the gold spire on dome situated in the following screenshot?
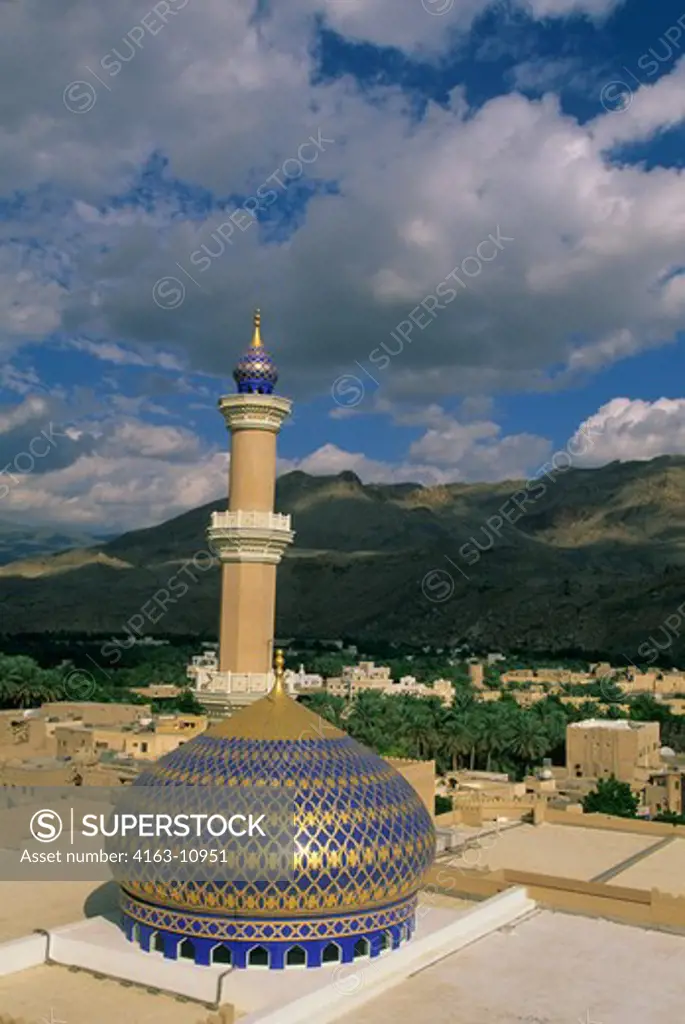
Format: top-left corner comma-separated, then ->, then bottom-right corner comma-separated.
271,648 -> 286,698
206,647 -> 345,742
251,308 -> 263,348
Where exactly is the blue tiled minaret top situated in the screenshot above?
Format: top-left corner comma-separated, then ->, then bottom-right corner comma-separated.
232,309 -> 279,395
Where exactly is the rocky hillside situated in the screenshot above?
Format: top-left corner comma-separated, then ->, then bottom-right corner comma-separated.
1,459 -> 685,658
0,520 -> 104,567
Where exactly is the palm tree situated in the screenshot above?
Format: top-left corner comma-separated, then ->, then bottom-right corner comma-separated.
532,700 -> 566,752
451,709 -> 482,771
4,656 -> 59,709
302,693 -> 346,728
442,716 -> 475,771
346,691 -> 387,748
0,677 -> 17,709
479,705 -> 516,771
507,711 -> 551,773
401,698 -> 441,759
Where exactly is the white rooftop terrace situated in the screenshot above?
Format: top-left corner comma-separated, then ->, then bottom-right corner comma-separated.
336,909 -> 685,1024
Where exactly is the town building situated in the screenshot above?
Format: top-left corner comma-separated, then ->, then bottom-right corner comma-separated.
644,767 -> 683,817
324,662 -> 453,705
566,718 -> 662,785
468,662 -> 485,688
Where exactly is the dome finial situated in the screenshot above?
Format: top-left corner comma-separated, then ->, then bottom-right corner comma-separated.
252,308 -> 262,349
232,309 -> 278,394
272,648 -> 286,697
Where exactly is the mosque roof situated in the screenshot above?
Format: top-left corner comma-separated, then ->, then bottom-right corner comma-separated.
122,653 -> 435,921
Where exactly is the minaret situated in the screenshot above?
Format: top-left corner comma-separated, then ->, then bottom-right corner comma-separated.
207,310 -> 294,705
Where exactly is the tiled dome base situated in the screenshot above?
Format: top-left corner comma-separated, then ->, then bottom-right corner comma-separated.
121,889 -> 417,969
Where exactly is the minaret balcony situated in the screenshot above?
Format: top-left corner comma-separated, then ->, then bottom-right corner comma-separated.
207,510 -> 295,564
219,393 -> 292,433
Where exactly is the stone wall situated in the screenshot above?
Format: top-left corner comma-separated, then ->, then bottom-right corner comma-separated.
424,861 -> 685,931
386,757 -> 435,818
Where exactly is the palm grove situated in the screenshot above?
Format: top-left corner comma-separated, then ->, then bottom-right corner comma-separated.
2,645 -> 685,784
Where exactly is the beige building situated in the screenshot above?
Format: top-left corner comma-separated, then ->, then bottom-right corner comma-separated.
500,668 -> 588,686
324,663 -> 453,705
41,702 -> 150,726
54,714 -> 208,763
325,661 -> 391,697
620,670 -> 685,695
566,718 -> 662,785
468,662 -> 485,689
130,684 -> 183,700
644,768 -> 683,817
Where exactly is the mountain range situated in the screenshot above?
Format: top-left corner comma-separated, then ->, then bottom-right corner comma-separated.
1,457 -> 685,659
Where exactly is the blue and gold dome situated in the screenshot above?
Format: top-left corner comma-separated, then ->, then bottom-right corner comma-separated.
120,653 -> 436,970
232,309 -> 279,395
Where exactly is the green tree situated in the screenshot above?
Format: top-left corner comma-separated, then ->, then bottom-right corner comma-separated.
506,711 -> 550,773
654,810 -> 685,825
400,697 -> 442,759
174,689 -> 204,715
300,692 -> 346,728
582,776 -> 639,818
629,695 -> 672,724
1,655 -> 60,708
441,714 -> 475,771
435,794 -> 453,815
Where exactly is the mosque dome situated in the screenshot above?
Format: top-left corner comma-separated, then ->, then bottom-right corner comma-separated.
119,654 -> 436,969
232,309 -> 278,394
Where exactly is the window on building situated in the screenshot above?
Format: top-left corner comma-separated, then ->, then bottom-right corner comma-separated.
141,742 -> 148,753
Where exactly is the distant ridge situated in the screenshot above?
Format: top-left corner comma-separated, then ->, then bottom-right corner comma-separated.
2,458 -> 685,657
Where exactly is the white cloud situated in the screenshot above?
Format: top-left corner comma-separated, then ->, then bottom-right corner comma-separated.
0,250 -> 66,356
0,396 -> 50,435
281,409 -> 552,485
0,0 -> 684,529
0,2 -> 682,404
522,0 -> 622,17
68,338 -> 184,370
591,59 -> 685,150
569,397 -> 685,467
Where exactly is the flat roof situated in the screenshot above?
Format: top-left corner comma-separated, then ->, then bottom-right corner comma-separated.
610,836 -> 685,895
443,822 -> 659,881
336,909 -> 685,1024
568,718 -> 655,729
0,879 -> 118,943
0,964 -> 205,1024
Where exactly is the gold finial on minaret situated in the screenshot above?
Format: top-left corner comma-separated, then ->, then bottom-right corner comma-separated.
271,648 -> 286,697
252,308 -> 262,348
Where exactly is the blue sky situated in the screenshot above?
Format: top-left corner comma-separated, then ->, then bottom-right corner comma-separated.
1,0 -> 685,529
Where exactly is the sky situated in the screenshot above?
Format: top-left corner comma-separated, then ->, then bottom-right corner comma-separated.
1,0 -> 685,532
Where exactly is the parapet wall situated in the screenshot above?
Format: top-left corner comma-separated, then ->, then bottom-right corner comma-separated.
424,862 -> 685,931
543,804 -> 685,838
438,798 -> 685,834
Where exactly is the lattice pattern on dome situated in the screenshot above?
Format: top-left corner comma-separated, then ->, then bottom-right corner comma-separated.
122,734 -> 435,918
233,349 -> 278,394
